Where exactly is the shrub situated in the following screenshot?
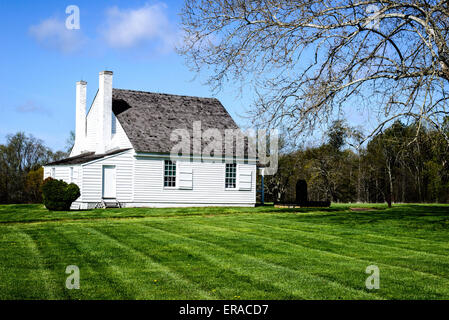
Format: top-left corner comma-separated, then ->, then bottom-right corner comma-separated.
41,177 -> 80,211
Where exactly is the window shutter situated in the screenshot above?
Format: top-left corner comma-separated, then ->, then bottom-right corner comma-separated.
238,167 -> 252,191
178,163 -> 193,190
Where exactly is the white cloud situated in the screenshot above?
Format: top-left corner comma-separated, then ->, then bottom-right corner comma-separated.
29,18 -> 86,53
16,100 -> 51,116
101,3 -> 179,52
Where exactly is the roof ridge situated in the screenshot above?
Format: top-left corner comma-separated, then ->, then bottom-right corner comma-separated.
111,91 -> 240,154
113,88 -> 218,101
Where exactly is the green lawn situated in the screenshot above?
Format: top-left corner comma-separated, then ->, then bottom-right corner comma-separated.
0,203 -> 448,299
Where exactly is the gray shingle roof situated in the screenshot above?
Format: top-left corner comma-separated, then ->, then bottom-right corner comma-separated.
112,89 -> 241,155
45,148 -> 131,166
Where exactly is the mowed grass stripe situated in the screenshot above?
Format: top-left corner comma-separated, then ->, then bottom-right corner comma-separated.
23,224 -> 140,299
207,217 -> 449,278
20,228 -> 72,299
1,204 -> 449,300
156,220 -> 434,300
244,217 -> 449,257
133,224 -> 373,299
189,217 -> 449,286
21,224 -> 181,299
2,225 -> 112,300
0,227 -> 60,299
56,224 -> 212,299
239,214 -> 449,255
80,225 -> 213,299
255,210 -> 449,242
89,222 -> 308,299
197,219 -> 449,300
150,218 -> 449,299
130,220 -> 378,299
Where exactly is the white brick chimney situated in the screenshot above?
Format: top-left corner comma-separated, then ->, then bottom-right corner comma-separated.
96,71 -> 113,154
70,80 -> 87,157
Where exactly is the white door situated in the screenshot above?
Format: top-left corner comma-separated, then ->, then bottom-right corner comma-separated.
102,165 -> 116,199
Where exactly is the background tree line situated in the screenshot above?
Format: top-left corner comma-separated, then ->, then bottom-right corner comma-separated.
180,1 -> 449,148
179,1 -> 449,206
0,132 -> 73,204
2,123 -> 449,205
262,119 -> 449,205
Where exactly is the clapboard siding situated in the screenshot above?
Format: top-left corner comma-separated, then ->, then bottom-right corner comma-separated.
110,120 -> 133,150
43,167 -> 51,179
85,94 -> 132,153
43,165 -> 76,184
42,165 -> 83,202
55,167 -> 69,182
45,150 -> 256,207
81,149 -> 134,202
133,157 -> 256,205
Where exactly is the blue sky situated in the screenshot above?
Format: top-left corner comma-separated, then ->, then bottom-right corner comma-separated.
0,0 -> 255,151
0,0 -> 375,152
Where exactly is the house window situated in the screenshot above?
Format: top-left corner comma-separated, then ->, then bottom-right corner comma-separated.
225,163 -> 237,189
164,160 -> 176,187
111,114 -> 117,136
51,167 -> 55,178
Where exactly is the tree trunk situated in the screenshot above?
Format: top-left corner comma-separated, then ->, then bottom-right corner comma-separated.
402,170 -> 405,203
387,163 -> 394,208
357,152 -> 361,202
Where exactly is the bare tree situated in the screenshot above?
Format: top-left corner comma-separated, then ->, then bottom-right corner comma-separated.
179,0 -> 449,144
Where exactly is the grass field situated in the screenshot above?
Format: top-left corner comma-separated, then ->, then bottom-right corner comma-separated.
0,203 -> 448,299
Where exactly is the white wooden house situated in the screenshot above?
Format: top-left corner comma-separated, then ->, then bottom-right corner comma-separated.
43,71 -> 256,209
